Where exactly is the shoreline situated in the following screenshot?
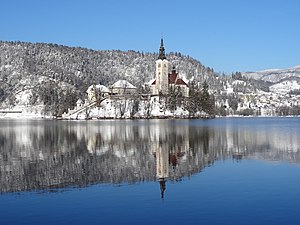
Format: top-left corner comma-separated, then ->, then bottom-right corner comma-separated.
0,114 -> 299,120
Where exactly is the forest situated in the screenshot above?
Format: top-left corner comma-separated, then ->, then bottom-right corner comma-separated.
1,41 -> 299,117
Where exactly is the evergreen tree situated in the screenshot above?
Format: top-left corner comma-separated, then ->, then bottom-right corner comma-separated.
184,80 -> 201,117
200,81 -> 215,116
185,81 -> 215,117
167,86 -> 183,112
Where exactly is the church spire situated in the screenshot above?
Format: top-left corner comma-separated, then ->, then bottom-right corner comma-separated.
158,38 -> 166,60
159,179 -> 166,199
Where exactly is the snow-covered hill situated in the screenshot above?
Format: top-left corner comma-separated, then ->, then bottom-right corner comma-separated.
241,65 -> 300,94
242,65 -> 300,83
0,41 -> 222,117
0,41 -> 216,106
269,80 -> 300,94
1,40 -> 300,118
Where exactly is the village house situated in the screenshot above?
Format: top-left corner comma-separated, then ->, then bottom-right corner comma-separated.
110,80 -> 137,95
86,84 -> 110,102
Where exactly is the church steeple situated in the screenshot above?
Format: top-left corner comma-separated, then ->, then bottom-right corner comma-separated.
154,38 -> 169,95
159,179 -> 166,199
158,38 -> 166,60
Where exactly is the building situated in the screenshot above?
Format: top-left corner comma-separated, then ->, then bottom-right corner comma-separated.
110,80 -> 137,95
151,38 -> 189,97
86,84 -> 110,102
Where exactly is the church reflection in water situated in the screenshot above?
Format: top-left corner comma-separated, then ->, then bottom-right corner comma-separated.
152,126 -> 189,199
154,146 -> 169,199
1,119 -> 300,194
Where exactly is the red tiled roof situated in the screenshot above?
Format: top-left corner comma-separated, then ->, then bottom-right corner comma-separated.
168,71 -> 178,84
151,69 -> 188,87
175,78 -> 188,86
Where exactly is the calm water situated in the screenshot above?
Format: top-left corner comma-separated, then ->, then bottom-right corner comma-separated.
1,118 -> 300,225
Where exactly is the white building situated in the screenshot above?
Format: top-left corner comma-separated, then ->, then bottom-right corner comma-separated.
110,80 -> 137,95
86,84 -> 110,102
151,39 -> 189,97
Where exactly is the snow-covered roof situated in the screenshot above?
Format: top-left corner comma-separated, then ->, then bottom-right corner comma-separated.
148,78 -> 156,85
76,99 -> 83,104
111,80 -> 136,89
87,84 -> 110,93
95,84 -> 110,93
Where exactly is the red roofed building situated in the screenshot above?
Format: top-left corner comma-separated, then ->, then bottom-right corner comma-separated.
151,39 -> 189,97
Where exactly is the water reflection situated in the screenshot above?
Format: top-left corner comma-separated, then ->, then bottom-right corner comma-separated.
0,118 -> 300,194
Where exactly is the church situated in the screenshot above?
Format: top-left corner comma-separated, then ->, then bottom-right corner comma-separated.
151,39 -> 189,97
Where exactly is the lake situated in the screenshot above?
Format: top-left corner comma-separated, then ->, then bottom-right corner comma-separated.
1,118 -> 300,225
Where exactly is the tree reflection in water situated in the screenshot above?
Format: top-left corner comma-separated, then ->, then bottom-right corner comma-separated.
0,119 -> 300,194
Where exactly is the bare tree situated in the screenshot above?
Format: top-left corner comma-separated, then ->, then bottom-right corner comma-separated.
129,95 -> 140,118
144,97 -> 153,118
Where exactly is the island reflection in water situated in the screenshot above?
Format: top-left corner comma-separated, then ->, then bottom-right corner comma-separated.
0,118 -> 300,194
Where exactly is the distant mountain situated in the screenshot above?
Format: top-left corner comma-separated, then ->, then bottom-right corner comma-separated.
242,65 -> 300,83
241,65 -> 300,94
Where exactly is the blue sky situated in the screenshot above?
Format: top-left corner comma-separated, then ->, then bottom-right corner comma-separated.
1,0 -> 299,73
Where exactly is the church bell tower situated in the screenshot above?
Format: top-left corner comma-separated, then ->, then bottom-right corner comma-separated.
155,38 -> 169,95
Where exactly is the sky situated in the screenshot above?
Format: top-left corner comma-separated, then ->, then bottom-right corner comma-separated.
1,0 -> 300,74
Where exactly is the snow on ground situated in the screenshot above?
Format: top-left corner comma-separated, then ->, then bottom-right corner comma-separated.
270,80 -> 300,94
15,90 -> 32,105
232,80 -> 246,86
66,96 -> 190,120
0,105 -> 46,119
